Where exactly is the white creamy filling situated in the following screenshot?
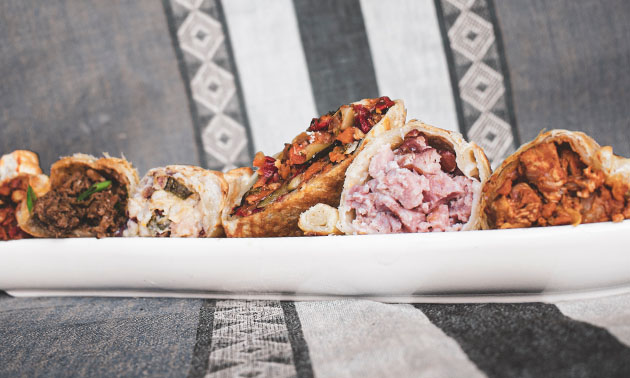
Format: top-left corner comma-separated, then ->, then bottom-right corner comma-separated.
127,174 -> 204,237
0,154 -> 18,182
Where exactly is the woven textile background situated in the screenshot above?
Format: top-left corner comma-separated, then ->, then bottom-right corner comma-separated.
2,0 -> 628,174
1,0 -> 630,377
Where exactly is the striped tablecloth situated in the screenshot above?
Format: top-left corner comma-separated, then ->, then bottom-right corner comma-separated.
2,292 -> 630,377
2,0 -> 629,172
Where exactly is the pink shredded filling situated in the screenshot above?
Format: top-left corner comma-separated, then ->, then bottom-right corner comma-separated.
345,134 -> 478,233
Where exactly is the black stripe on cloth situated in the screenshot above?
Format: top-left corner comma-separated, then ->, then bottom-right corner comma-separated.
293,0 -> 379,114
415,303 -> 630,378
433,0 -> 467,138
216,0 -> 256,160
162,0 -> 254,170
187,299 -> 217,378
486,0 -> 520,147
433,0 -> 519,165
161,0 -> 207,168
281,301 -> 314,378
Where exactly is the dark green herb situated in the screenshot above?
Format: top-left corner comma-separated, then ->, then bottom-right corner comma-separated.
305,140 -> 339,166
257,182 -> 289,208
78,180 -> 111,201
164,177 -> 193,199
26,185 -> 36,213
148,213 -> 171,232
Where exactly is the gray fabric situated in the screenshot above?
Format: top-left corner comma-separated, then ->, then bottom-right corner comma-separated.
293,0 -> 379,114
416,302 -> 630,378
0,296 -> 202,377
295,300 -> 485,378
434,0 -> 519,167
0,0 -> 200,174
495,0 -> 630,156
163,0 -> 255,171
3,295 -> 630,377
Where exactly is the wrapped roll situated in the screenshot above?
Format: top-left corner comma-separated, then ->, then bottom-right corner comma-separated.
0,150 -> 45,181
17,154 -> 139,238
298,203 -> 342,236
0,151 -> 50,240
221,167 -> 255,225
224,96 -> 406,237
125,165 -> 228,237
338,120 -> 490,234
480,130 -> 630,229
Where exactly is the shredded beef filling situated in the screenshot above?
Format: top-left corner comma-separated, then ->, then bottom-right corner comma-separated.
485,142 -> 630,228
233,96 -> 396,217
32,169 -> 127,237
0,177 -> 31,240
345,130 -> 477,234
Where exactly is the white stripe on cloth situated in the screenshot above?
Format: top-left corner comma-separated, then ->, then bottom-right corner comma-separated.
555,293 -> 630,347
222,0 -> 317,155
207,300 -> 296,378
295,300 -> 486,378
360,0 -> 459,132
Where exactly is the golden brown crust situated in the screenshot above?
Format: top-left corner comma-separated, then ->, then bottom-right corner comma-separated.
338,120 -> 492,234
49,154 -> 139,195
223,99 -> 406,237
223,168 -> 255,210
0,150 -> 44,182
17,153 -> 139,238
0,150 -> 50,197
479,129 -> 630,229
220,167 -> 255,229
224,158 -> 353,237
200,168 -> 229,237
0,151 -> 50,240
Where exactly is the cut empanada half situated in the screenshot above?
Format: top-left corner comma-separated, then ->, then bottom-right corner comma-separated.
338,120 -> 491,234
481,129 -> 630,229
17,153 -> 139,238
224,96 -> 406,237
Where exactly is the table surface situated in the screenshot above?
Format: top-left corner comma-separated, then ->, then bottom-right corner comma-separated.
2,292 -> 630,377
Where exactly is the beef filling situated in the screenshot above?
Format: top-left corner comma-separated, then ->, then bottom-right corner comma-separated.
345,130 -> 478,234
485,142 -> 630,229
0,177 -> 31,240
32,169 -> 127,237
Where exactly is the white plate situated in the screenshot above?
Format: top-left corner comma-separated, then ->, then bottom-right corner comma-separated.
1,220 -> 630,303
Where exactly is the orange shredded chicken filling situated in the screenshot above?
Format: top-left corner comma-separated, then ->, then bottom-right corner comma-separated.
486,142 -> 630,229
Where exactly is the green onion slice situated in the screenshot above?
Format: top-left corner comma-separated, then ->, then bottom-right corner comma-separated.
26,185 -> 36,213
78,180 -> 111,201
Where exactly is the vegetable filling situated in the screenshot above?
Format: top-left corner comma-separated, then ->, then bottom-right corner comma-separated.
233,96 -> 396,217
126,169 -> 204,237
0,177 -> 31,240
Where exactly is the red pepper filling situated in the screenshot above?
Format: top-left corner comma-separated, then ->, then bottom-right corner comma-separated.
0,177 -> 31,241
232,96 -> 397,217
308,114 -> 333,132
254,155 -> 280,186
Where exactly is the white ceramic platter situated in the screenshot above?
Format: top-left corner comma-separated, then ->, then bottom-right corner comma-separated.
1,220 -> 630,303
